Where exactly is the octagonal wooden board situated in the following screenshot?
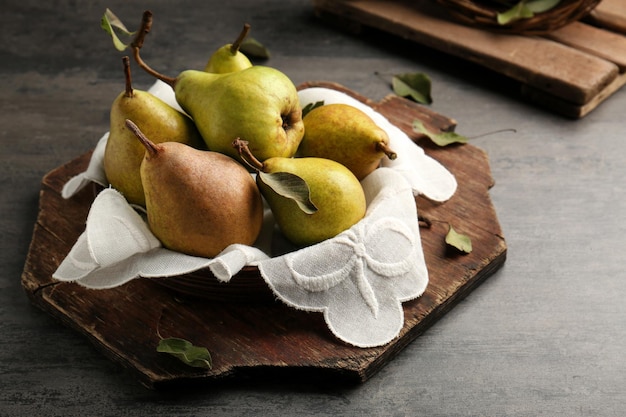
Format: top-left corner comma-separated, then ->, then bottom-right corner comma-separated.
21,82 -> 507,389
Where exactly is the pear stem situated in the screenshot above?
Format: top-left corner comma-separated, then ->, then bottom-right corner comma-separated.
122,56 -> 133,98
230,23 -> 251,55
125,119 -> 159,158
130,10 -> 177,87
232,138 -> 264,172
377,141 -> 398,160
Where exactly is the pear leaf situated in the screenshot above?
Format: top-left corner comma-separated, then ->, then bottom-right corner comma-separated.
156,337 -> 212,369
526,0 -> 561,12
445,225 -> 472,254
392,72 -> 432,104
258,171 -> 318,214
497,2 -> 533,24
302,100 -> 324,118
240,37 -> 271,59
101,8 -> 136,51
496,0 -> 560,25
413,120 -> 468,146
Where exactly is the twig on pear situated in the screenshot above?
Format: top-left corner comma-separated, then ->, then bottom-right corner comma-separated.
231,23 -> 251,55
129,10 -> 177,87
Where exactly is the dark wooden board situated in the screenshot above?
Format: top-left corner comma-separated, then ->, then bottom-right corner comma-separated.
311,0 -> 626,118
21,82 -> 507,389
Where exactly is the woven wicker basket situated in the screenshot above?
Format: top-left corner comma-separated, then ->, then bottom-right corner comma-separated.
436,0 -> 602,35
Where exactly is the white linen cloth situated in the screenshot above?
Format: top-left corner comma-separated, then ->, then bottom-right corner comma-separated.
54,81 -> 457,348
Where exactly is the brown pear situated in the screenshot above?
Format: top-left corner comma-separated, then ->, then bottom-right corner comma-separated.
126,120 -> 264,258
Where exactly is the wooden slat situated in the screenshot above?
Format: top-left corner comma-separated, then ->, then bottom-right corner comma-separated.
589,0 -> 626,34
547,21 -> 626,71
312,0 -> 626,117
313,0 -> 618,104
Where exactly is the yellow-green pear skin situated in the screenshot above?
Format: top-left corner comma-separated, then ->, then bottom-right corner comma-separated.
104,71 -> 203,207
204,46 -> 252,73
298,103 -> 395,180
173,66 -> 304,163
133,128 -> 264,258
204,23 -> 253,74
258,157 -> 366,246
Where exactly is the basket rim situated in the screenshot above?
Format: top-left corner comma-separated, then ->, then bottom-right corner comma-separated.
435,0 -> 603,35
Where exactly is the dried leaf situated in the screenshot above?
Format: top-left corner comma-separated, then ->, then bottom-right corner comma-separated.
157,337 -> 212,369
258,171 -> 318,214
413,120 -> 468,146
445,225 -> 472,254
392,72 -> 432,104
100,8 -> 135,52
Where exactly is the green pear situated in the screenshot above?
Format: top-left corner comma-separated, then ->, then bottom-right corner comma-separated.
204,23 -> 253,74
298,103 -> 397,180
131,32 -> 304,164
103,56 -> 203,206
126,120 -> 264,258
234,139 -> 366,247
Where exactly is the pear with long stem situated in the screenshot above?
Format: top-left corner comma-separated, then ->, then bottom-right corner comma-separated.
103,55 -> 203,206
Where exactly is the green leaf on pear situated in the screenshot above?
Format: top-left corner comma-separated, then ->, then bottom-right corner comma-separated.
301,100 -> 324,118
413,120 -> 468,146
258,171 -> 318,214
101,8 -> 136,52
445,225 -> 472,254
392,72 -> 432,104
240,37 -> 271,59
156,337 -> 212,369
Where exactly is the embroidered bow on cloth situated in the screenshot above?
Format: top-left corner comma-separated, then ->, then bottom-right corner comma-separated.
54,81 -> 457,348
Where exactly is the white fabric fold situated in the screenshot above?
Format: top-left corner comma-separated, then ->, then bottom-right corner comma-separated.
53,82 -> 457,348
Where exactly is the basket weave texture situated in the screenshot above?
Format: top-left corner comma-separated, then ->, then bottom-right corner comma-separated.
436,0 -> 602,34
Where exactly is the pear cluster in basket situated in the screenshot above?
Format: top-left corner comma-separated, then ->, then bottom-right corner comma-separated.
103,21 -> 397,258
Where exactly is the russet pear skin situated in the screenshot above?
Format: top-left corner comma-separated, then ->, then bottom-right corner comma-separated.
298,103 -> 393,180
258,156 -> 366,246
136,133 -> 264,258
174,65 -> 304,164
104,89 -> 203,207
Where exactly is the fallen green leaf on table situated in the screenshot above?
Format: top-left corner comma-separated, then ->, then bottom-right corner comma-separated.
497,0 -> 561,25
445,225 -> 473,254
392,72 -> 432,104
413,120 -> 468,146
101,8 -> 135,51
157,337 -> 212,369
